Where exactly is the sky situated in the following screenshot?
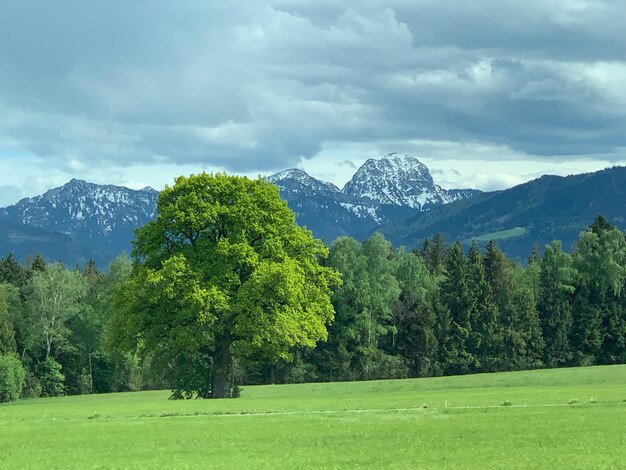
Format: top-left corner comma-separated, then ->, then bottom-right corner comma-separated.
1,0 -> 626,206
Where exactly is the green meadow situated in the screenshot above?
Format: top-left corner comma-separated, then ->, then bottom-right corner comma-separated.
1,365 -> 625,469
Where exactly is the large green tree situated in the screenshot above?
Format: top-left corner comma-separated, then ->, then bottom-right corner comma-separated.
110,173 -> 340,398
319,234 -> 403,381
572,219 -> 626,364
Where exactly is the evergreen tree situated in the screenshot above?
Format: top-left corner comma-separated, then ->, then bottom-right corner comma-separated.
508,265 -> 545,369
439,241 -> 475,374
422,234 -> 447,275
484,241 -> 543,369
26,254 -> 47,278
538,241 -> 575,367
0,254 -> 27,288
466,242 -> 501,372
572,220 -> 626,365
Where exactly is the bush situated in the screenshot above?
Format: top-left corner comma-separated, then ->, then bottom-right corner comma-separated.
21,369 -> 42,399
37,357 -> 65,397
360,350 -> 409,380
0,354 -> 26,403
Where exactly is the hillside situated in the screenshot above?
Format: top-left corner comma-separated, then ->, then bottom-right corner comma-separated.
379,166 -> 626,259
268,154 -> 480,242
0,216 -> 109,266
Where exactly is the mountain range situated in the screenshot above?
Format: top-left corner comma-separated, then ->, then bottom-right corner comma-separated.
0,180 -> 158,266
267,154 -> 480,241
379,165 -> 626,260
0,155 -> 625,267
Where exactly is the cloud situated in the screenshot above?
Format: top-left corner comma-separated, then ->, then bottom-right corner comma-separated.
1,0 -> 626,202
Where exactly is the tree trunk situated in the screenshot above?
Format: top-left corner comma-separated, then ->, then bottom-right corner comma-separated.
211,337 -> 232,398
88,352 -> 93,393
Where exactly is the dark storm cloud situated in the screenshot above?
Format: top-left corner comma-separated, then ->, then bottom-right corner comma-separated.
1,0 -> 626,177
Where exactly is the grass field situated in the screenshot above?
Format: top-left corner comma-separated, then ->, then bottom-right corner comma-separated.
1,365 -> 625,469
465,226 -> 528,243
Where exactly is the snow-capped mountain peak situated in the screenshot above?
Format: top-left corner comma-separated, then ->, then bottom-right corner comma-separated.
267,169 -> 340,194
0,180 -> 159,249
342,153 -> 460,210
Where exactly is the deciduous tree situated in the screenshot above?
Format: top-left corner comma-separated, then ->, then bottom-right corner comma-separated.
110,173 -> 340,398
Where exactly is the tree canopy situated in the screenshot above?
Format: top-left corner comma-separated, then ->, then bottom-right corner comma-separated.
110,173 -> 340,398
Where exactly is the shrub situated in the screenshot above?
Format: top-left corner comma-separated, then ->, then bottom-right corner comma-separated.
21,369 -> 42,399
37,357 -> 65,397
0,354 -> 26,403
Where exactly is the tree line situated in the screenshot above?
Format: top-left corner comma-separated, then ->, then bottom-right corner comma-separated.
1,212 -> 625,401
245,215 -> 625,385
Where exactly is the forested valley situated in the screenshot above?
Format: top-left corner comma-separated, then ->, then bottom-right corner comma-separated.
1,214 -> 625,402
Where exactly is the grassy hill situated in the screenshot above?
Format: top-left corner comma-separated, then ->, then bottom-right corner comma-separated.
379,166 -> 626,260
1,365 -> 625,468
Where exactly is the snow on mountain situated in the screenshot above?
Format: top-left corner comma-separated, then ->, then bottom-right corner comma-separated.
266,169 -> 340,194
0,179 -> 158,252
342,153 -> 477,210
266,155 -> 481,242
0,156 -> 481,265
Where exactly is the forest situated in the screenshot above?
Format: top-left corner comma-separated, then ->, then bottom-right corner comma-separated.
1,213 -> 625,402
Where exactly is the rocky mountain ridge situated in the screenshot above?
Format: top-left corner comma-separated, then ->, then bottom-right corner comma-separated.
0,155 -> 479,265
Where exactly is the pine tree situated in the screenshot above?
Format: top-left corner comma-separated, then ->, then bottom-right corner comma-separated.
572,220 -> 626,365
0,254 -> 27,288
390,250 -> 438,377
538,241 -> 575,367
440,241 -> 475,374
422,234 -> 447,275
466,242 -> 501,372
26,253 -> 47,278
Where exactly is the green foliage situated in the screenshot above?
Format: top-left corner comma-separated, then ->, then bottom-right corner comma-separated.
37,356 -> 65,397
391,248 -> 439,377
466,242 -> 502,372
439,241 -> 475,374
110,173 -> 340,398
0,253 -> 28,287
27,263 -> 88,358
26,253 -> 47,277
0,353 -> 25,402
2,212 -> 626,399
0,285 -> 17,355
538,241 -> 575,367
571,222 -> 626,365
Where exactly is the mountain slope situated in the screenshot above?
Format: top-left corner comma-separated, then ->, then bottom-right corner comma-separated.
268,154 -> 481,243
0,216 -> 109,266
379,166 -> 626,259
267,169 -> 381,241
0,179 -> 158,258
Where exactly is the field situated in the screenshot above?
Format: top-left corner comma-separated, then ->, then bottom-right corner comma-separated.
465,226 -> 528,243
1,365 -> 625,469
